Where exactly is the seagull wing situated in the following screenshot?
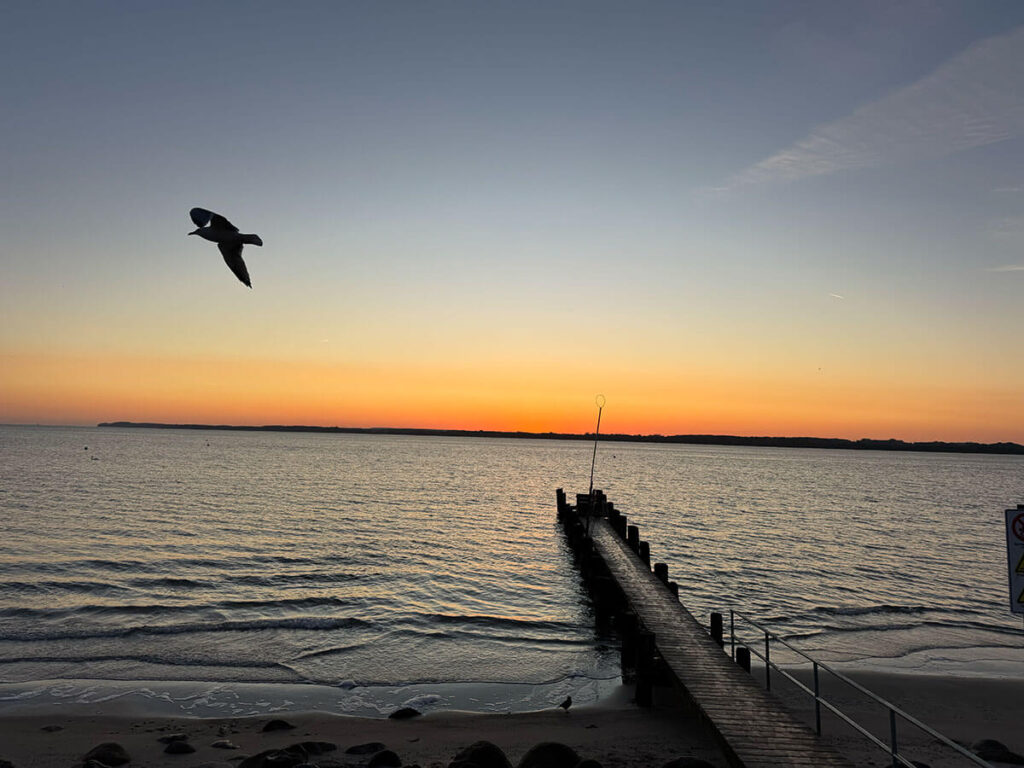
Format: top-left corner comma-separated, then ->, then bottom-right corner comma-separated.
218,242 -> 252,288
210,212 -> 239,232
190,207 -> 213,227
190,207 -> 239,232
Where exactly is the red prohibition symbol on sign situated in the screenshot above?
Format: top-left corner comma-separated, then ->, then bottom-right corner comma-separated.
1014,513 -> 1024,542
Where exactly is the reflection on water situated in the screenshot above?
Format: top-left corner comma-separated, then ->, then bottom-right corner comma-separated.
1,425 -> 1021,700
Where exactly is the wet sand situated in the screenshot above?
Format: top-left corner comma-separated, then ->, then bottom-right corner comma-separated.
1,673 -> 1021,768
0,687 -> 725,768
770,669 -> 1023,767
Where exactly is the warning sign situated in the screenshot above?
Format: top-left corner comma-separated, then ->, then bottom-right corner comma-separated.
1007,507 -> 1024,616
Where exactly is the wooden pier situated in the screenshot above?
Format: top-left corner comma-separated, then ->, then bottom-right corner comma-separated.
557,489 -> 855,768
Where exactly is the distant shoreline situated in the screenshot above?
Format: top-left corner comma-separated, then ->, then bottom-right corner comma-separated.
96,421 -> 1024,455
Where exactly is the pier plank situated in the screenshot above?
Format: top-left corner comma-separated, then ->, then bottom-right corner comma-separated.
585,517 -> 855,768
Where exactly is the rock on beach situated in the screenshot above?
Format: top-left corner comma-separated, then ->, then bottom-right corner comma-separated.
83,743 -> 131,767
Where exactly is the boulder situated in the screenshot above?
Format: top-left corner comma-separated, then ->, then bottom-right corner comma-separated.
517,743 -> 580,768
368,753 -> 399,768
239,747 -> 307,768
158,735 -> 189,745
344,743 -> 387,756
266,752 -> 307,768
164,742 -> 197,755
212,741 -> 241,750
84,743 -> 131,767
367,751 -> 401,768
290,743 -> 336,757
387,708 -> 421,720
261,720 -> 297,733
971,740 -> 1024,765
1,760 -> 14,768
449,741 -> 512,768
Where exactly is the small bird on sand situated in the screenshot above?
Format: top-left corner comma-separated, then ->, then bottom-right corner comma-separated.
558,695 -> 572,712
188,207 -> 263,288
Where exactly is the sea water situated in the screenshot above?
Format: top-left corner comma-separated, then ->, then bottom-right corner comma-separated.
1,425 -> 1021,715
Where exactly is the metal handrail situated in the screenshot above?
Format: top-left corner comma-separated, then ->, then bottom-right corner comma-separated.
728,608 -> 993,768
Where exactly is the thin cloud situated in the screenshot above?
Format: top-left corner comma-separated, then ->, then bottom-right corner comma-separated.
723,26 -> 1024,190
993,186 -> 1022,193
829,293 -> 845,299
987,264 -> 1024,272
988,216 -> 1024,237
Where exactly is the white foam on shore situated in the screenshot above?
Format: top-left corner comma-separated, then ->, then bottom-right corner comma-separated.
0,675 -> 623,719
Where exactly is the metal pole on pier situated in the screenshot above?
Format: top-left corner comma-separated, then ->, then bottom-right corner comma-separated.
586,395 -> 605,536
588,394 -> 606,498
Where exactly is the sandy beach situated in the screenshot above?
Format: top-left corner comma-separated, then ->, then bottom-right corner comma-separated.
767,669 -> 1023,767
0,688 -> 724,768
1,672 -> 1021,768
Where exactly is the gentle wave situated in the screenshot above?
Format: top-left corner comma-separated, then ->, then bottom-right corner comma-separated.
1,616 -> 371,642
5,553 -> 363,575
811,604 -> 931,617
0,579 -> 134,595
782,618 -> 1024,641
0,654 -> 286,669
0,596 -> 351,620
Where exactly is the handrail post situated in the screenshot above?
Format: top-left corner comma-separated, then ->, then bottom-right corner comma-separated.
813,662 -> 821,735
729,609 -> 735,660
889,708 -> 898,768
764,630 -> 771,690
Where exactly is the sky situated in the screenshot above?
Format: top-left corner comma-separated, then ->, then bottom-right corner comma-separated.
2,1 -> 1023,441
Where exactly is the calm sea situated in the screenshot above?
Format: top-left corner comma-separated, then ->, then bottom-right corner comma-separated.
1,425 -> 1021,715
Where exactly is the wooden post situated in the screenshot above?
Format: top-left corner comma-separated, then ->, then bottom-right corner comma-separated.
736,646 -> 751,672
591,575 -> 616,622
637,540 -> 650,565
618,611 -> 639,680
654,562 -> 669,584
668,581 -> 679,598
613,515 -> 627,537
584,553 -> 605,579
626,525 -> 640,551
710,612 -> 724,647
635,631 -> 656,707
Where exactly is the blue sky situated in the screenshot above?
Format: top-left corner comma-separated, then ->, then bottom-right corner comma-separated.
2,1 -> 1023,439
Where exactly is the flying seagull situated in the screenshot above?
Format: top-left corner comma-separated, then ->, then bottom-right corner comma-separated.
189,207 -> 263,288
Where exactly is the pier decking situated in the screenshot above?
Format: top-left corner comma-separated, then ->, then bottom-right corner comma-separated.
558,490 -> 855,768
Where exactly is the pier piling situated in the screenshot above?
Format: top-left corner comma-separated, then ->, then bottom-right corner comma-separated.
638,540 -> 651,565
710,612 -> 724,647
736,646 -> 751,672
555,488 -> 855,768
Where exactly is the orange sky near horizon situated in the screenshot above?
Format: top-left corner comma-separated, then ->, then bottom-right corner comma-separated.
3,350 -> 1021,443
4,6 -> 1024,445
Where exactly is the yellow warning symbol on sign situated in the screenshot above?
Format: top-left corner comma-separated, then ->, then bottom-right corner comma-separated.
1017,553 -> 1024,575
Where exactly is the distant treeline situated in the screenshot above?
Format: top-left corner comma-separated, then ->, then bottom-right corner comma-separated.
97,422 -> 1024,455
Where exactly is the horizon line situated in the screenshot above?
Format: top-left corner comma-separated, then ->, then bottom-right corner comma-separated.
78,421 -> 1024,455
